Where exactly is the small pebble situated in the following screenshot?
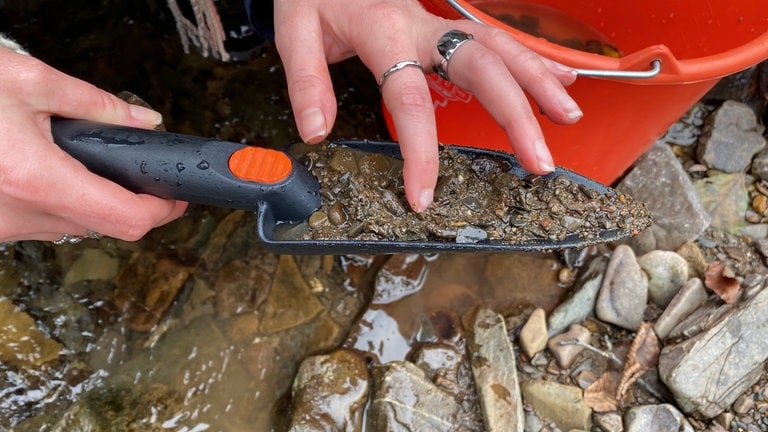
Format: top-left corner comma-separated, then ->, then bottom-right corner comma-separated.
519,308 -> 548,358
547,324 -> 591,369
734,394 -> 755,414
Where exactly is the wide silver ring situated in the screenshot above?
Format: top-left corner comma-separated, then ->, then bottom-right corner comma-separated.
378,60 -> 424,90
433,30 -> 474,81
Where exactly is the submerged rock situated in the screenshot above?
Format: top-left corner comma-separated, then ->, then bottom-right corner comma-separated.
114,253 -> 191,332
261,255 -> 325,334
0,297 -> 62,368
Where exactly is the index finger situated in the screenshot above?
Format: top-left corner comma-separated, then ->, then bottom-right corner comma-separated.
380,68 -> 439,213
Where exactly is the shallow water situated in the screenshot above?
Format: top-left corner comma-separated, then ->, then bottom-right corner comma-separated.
0,1 -> 574,430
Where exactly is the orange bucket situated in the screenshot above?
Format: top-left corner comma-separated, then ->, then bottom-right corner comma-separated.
384,0 -> 768,184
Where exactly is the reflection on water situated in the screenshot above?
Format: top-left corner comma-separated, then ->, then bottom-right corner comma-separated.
345,253 -> 567,365
472,0 -> 621,57
0,1 -> 578,430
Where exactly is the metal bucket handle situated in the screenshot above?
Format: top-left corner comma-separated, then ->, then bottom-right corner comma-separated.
445,0 -> 662,79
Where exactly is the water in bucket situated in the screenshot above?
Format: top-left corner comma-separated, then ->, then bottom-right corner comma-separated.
472,1 -> 621,57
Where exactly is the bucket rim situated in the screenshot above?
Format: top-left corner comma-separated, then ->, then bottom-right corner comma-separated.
445,0 -> 768,84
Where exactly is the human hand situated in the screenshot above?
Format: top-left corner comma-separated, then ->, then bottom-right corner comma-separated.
0,47 -> 187,243
273,0 -> 582,212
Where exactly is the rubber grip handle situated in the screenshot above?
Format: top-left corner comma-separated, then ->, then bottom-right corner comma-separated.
50,118 -> 321,223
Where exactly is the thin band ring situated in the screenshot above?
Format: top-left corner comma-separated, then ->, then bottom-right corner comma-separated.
52,229 -> 102,245
378,60 -> 424,90
53,234 -> 83,245
433,30 -> 474,81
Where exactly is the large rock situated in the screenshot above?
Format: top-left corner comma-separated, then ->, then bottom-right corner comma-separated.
618,142 -> 711,253
0,297 -> 62,368
658,279 -> 768,418
697,100 -> 766,173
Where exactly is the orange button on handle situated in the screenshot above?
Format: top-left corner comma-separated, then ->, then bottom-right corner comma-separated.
228,147 -> 293,183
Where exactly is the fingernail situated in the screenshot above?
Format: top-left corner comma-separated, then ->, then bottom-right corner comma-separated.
417,188 -> 434,213
129,104 -> 163,125
554,61 -> 577,76
299,108 -> 327,144
559,93 -> 583,120
534,138 -> 555,173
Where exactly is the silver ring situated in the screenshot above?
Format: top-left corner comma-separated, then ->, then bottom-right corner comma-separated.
378,60 -> 424,89
433,30 -> 474,81
53,234 -> 83,245
52,230 -> 102,245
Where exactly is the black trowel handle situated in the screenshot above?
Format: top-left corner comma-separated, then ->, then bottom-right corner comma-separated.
50,118 -> 320,222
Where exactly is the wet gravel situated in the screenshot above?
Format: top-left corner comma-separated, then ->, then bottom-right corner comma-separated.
283,142 -> 652,245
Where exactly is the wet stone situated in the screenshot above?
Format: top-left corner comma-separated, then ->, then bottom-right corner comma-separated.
412,343 -> 463,391
214,259 -> 271,317
0,297 -> 63,368
412,342 -> 485,430
367,361 -> 461,431
114,253 -> 192,332
288,143 -> 651,245
372,254 -> 427,304
288,349 -> 370,432
61,248 -> 119,286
